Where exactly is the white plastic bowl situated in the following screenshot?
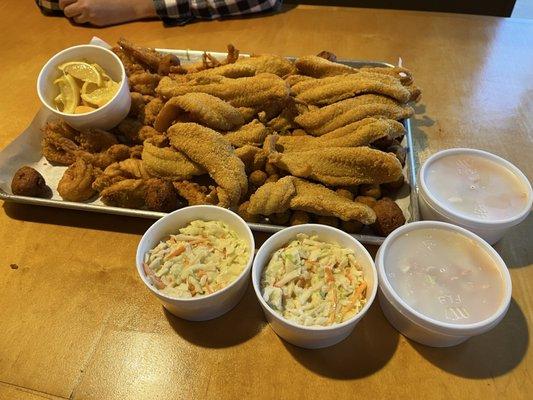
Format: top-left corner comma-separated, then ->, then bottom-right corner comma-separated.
136,206 -> 255,321
37,44 -> 131,131
252,224 -> 378,349
418,148 -> 532,244
376,221 -> 512,347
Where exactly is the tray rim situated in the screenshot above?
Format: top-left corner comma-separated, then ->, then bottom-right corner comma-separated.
0,52 -> 419,246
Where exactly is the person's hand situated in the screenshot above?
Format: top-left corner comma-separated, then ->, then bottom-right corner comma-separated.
58,0 -> 157,27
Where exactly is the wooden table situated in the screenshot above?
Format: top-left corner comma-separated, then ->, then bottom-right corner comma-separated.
0,2 -> 531,399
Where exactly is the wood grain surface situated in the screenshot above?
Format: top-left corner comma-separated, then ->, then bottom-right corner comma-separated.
0,2 -> 531,399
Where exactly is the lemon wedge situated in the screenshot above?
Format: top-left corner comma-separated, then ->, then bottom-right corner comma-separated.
54,74 -> 79,113
74,105 -> 96,114
92,63 -> 112,82
59,61 -> 102,86
81,80 -> 99,96
81,80 -> 119,107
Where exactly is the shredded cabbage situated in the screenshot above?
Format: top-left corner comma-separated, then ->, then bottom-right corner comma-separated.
143,220 -> 249,298
261,234 -> 367,326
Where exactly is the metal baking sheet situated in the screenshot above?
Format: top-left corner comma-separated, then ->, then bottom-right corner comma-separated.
0,47 -> 419,245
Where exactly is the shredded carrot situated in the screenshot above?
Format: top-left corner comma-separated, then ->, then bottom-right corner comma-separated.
356,281 -> 367,298
165,244 -> 186,259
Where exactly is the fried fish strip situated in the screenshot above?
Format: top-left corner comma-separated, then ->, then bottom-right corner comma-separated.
272,118 -> 405,152
100,178 -> 147,209
172,181 -> 218,206
224,120 -> 269,148
294,95 -> 414,135
178,54 -> 296,80
154,93 -> 244,132
295,55 -> 354,78
269,147 -> 403,186
247,176 -> 296,215
293,72 -> 411,105
92,158 -> 151,192
156,73 -> 290,110
57,159 -> 99,201
168,123 -> 247,207
248,176 -> 376,224
290,177 -> 376,224
296,55 -> 416,86
142,136 -> 205,179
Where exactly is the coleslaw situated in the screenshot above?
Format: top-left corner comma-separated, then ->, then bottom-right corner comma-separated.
143,220 -> 249,298
261,234 -> 367,326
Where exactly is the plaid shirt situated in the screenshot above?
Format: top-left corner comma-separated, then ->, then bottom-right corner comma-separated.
35,0 -> 281,25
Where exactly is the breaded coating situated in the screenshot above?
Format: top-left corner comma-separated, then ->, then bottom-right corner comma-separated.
269,147 -> 403,186
273,118 -> 405,152
234,145 -> 267,173
237,201 -> 260,223
156,73 -> 290,110
76,128 -> 119,153
292,72 -> 411,105
289,178 -> 376,224
11,166 -> 50,198
335,188 -> 354,201
172,181 -> 218,206
144,179 -> 179,212
247,176 -> 296,215
371,197 -> 406,236
181,54 -> 296,80
75,144 -> 132,169
247,176 -> 376,224
294,95 -> 413,135
224,120 -> 270,148
93,158 -> 151,192
355,195 -> 378,208
142,136 -> 205,179
143,97 -> 164,126
290,210 -> 310,226
129,72 -> 161,95
249,170 -> 268,187
116,118 -> 143,143
359,184 -> 382,199
118,38 -> 179,75
129,92 -> 146,119
295,55 -> 354,78
100,179 -> 147,209
154,93 -> 244,132
58,159 -> 99,202
168,123 -> 247,207
42,130 -> 78,165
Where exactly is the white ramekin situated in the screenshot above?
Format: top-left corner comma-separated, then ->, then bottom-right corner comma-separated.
376,220 -> 512,347
37,44 -> 131,131
136,206 -> 255,321
418,148 -> 532,244
252,224 -> 378,349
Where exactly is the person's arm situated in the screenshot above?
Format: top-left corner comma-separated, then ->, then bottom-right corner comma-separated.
154,0 -> 282,25
36,0 -> 281,26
